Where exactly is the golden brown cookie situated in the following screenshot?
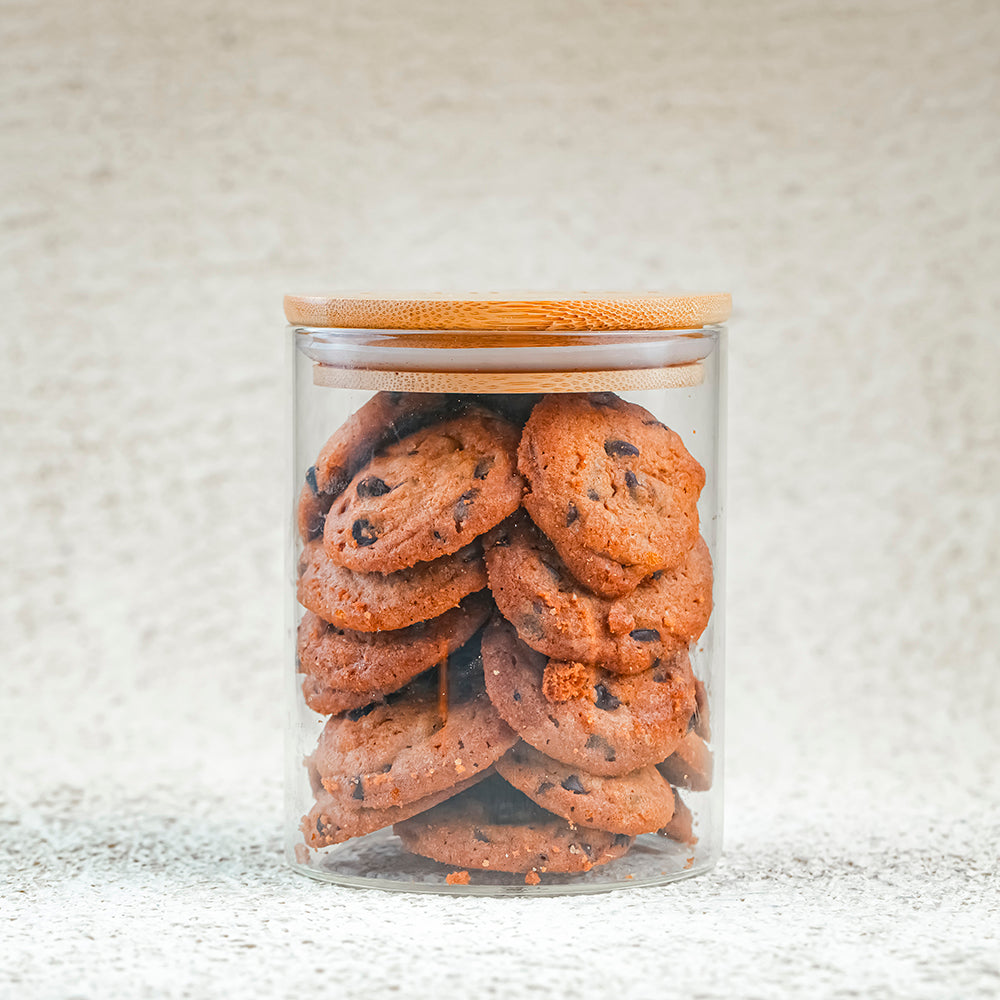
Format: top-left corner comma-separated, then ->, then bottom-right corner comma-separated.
296,539 -> 487,632
518,393 -> 704,597
297,592 -> 492,710
312,653 -> 517,810
323,407 -> 523,573
302,769 -> 493,848
495,741 -> 675,835
393,774 -> 634,873
485,515 -> 712,673
481,617 -> 696,777
298,392 -> 453,542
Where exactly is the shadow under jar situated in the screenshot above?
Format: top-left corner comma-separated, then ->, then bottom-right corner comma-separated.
284,292 -> 729,896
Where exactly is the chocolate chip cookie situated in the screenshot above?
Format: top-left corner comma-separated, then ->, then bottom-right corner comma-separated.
297,539 -> 487,632
323,407 -> 524,573
481,617 -> 696,777
312,650 -> 517,810
518,393 -> 705,597
297,591 -> 492,701
393,773 -> 634,874
298,392 -> 453,542
303,769 -> 493,848
485,515 -> 712,673
495,741 -> 676,836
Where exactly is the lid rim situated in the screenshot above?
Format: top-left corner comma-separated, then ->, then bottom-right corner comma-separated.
283,292 -> 731,331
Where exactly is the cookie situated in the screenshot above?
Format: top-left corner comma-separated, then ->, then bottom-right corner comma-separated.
322,407 -> 523,573
297,591 -> 492,698
656,732 -> 713,791
298,392 -> 452,542
658,788 -> 696,845
393,774 -> 634,873
485,515 -> 713,673
495,741 -> 675,836
297,539 -> 487,632
299,614 -> 492,717
303,769 -> 492,848
518,393 -> 705,597
481,617 -> 696,777
312,649 -> 517,810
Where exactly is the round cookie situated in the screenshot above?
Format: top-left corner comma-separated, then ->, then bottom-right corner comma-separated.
656,732 -> 713,792
297,591 -> 492,696
481,617 -> 696,777
303,768 -> 493,848
313,654 -> 517,810
298,392 -> 452,542
322,407 -> 523,574
393,774 -> 634,873
297,539 -> 487,632
518,393 -> 705,597
495,741 -> 675,836
485,515 -> 712,673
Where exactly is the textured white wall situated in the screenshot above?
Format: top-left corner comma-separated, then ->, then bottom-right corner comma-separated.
2,1 -> 999,996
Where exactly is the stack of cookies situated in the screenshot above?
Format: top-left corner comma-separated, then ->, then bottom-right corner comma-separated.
296,391 -> 714,880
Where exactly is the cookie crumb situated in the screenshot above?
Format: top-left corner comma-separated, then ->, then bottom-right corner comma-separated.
525,871 -> 541,885
542,661 -> 592,702
445,870 -> 471,885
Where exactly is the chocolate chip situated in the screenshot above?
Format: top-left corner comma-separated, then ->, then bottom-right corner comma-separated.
305,465 -> 319,494
561,774 -> 587,794
651,570 -> 664,581
593,684 -> 621,711
604,439 -> 639,458
652,670 -> 667,683
580,842 -> 593,856
630,629 -> 660,642
548,715 -> 560,728
315,817 -> 324,834
351,519 -> 379,546
381,763 -> 393,773
624,470 -> 640,494
433,531 -> 444,541
566,503 -> 579,526
614,833 -> 631,846
513,691 -> 521,702
350,778 -> 364,801
585,734 -> 616,761
473,457 -> 494,480
356,476 -> 391,498
587,489 -> 600,501
473,828 -> 491,843
454,489 -> 480,525
347,703 -> 376,721
536,782 -> 554,795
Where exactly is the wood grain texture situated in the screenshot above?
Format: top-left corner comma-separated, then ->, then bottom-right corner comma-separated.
285,292 -> 731,331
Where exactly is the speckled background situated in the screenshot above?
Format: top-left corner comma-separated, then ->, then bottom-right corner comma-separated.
2,1 -> 999,997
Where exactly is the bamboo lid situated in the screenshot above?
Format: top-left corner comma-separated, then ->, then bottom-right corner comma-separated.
284,291 -> 730,332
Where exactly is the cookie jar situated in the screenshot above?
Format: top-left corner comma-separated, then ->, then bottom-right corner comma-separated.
284,292 -> 729,895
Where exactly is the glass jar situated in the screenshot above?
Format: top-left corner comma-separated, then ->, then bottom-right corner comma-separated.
284,292 -> 729,895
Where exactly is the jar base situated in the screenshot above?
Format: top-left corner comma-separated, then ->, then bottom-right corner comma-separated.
289,828 -> 719,897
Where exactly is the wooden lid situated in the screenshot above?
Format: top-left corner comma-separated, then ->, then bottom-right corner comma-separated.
284,291 -> 731,331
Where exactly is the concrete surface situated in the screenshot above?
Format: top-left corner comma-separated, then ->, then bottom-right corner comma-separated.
2,0 -> 999,997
